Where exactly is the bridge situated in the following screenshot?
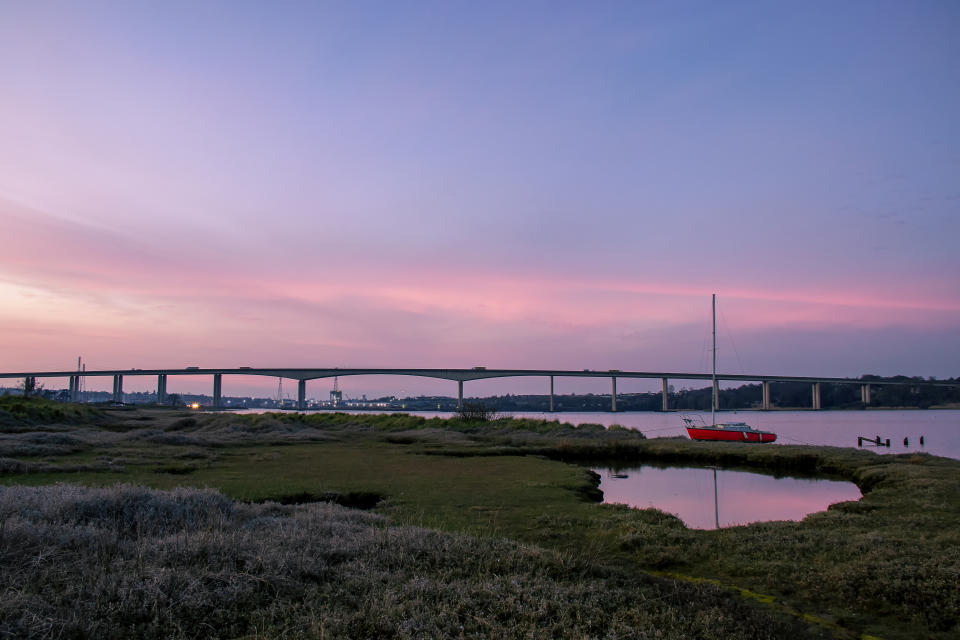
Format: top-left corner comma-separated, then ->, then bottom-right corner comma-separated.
3,367 -> 957,411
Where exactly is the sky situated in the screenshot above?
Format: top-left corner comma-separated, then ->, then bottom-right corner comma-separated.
1,1 -> 958,399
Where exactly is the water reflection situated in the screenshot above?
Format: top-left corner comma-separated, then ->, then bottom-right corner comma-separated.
593,465 -> 861,530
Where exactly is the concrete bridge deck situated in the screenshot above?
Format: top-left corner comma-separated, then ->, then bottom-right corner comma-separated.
3,367 -> 957,411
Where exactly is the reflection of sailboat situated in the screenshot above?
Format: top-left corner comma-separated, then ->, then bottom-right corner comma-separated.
684,295 -> 777,443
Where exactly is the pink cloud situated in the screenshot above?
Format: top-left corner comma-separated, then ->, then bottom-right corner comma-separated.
2,198 -> 958,392
5,197 -> 955,328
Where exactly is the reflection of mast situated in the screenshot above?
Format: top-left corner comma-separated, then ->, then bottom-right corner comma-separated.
713,467 -> 719,529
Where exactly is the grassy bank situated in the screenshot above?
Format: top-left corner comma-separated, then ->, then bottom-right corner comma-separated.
3,483 -> 825,639
2,403 -> 958,639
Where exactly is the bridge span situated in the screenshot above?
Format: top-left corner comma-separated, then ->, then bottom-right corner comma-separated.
3,367 -> 957,411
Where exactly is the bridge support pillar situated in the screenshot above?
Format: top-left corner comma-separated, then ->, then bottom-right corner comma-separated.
457,380 -> 463,410
661,378 -> 669,411
549,376 -> 554,412
812,382 -> 821,410
762,381 -> 770,411
112,374 -> 123,404
157,374 -> 167,405
213,374 -> 222,408
861,383 -> 871,405
297,380 -> 306,410
23,376 -> 36,398
68,375 -> 77,402
611,377 -> 617,412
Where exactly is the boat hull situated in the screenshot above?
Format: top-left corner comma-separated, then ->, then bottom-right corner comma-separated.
686,427 -> 777,443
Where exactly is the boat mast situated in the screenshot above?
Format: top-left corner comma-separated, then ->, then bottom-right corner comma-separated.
712,293 -> 716,426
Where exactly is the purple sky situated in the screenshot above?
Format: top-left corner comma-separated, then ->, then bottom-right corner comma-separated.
1,2 -> 958,399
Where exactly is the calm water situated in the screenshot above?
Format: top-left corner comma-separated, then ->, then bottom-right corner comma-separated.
593,465 -> 862,530
492,409 -> 960,460
235,408 -> 960,459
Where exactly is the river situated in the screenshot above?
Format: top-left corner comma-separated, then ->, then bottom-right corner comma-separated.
544,409 -> 959,458
236,407 -> 960,459
496,409 -> 960,459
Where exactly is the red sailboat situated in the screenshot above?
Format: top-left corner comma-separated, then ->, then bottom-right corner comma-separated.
684,295 -> 777,444
683,417 -> 777,443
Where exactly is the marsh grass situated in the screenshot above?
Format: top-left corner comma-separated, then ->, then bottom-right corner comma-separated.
0,483 -> 819,639
0,395 -> 104,426
2,403 -> 958,639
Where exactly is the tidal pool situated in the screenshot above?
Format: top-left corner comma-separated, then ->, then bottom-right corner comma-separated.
592,465 -> 861,530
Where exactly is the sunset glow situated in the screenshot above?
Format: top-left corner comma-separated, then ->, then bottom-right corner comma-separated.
1,2 -> 958,397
